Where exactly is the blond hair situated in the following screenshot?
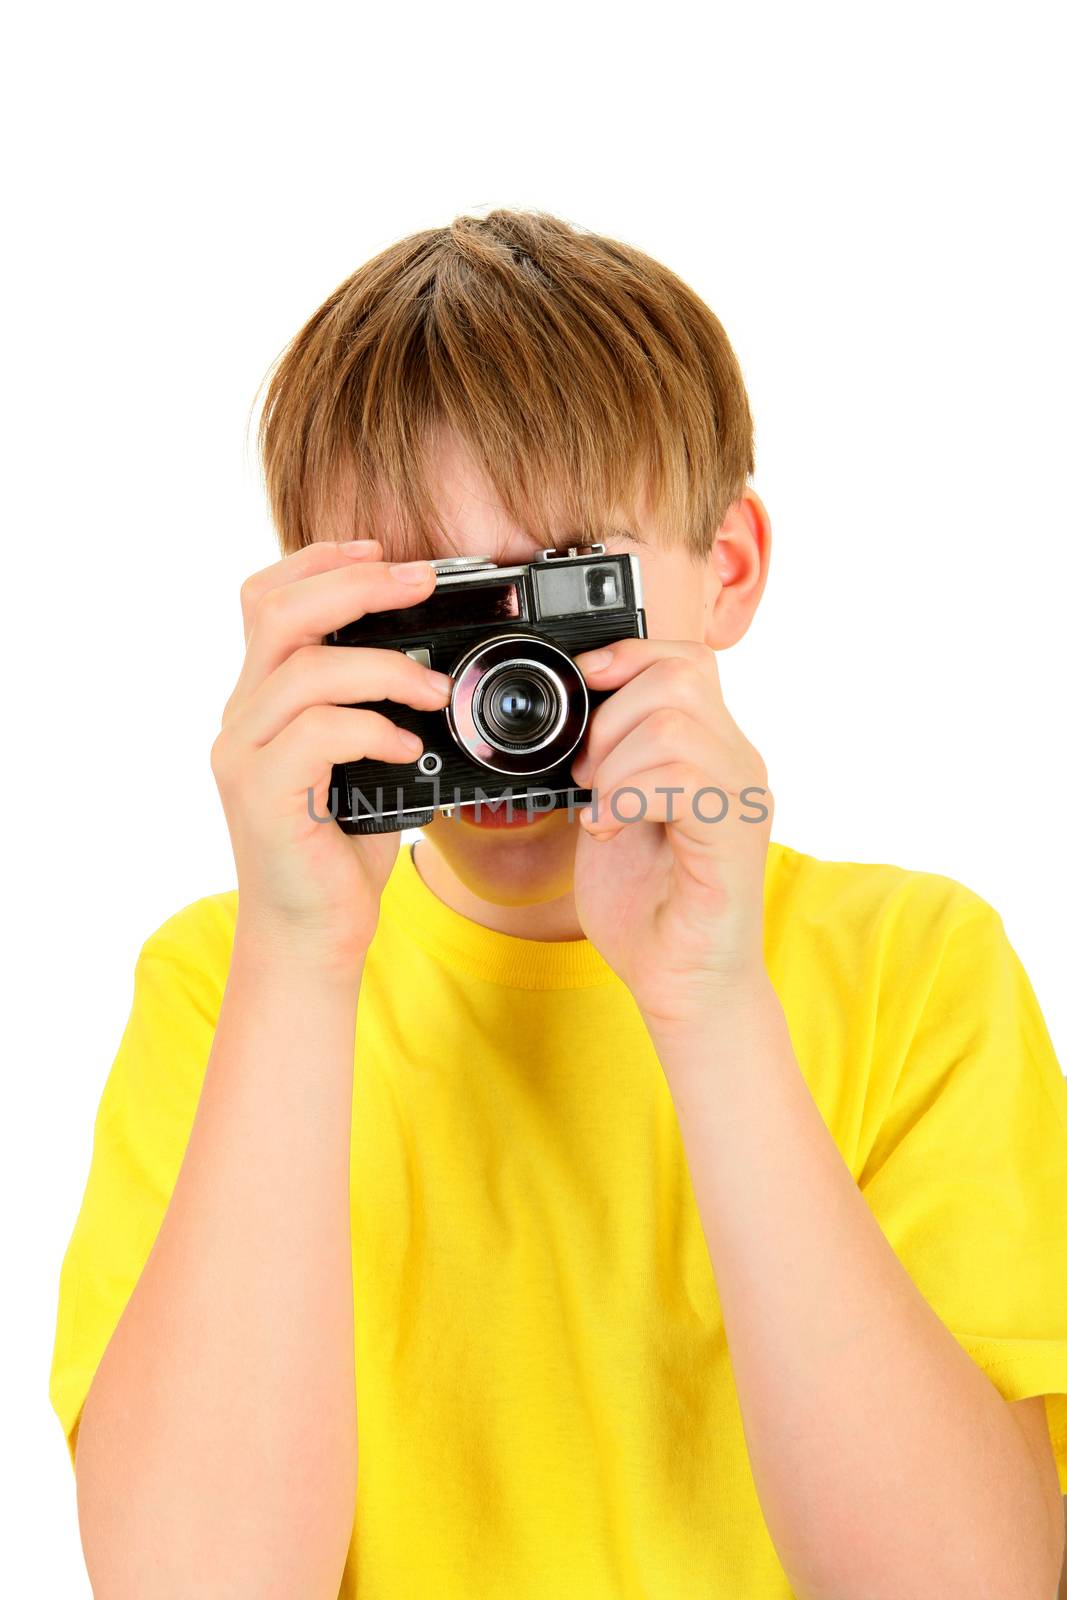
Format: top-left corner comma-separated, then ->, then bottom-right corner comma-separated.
255,208 -> 755,559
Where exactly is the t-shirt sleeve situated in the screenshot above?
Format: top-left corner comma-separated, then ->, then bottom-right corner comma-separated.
857,888 -> 1067,1491
48,899 -> 231,1467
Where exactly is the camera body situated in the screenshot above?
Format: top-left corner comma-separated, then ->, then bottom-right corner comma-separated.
324,543 -> 647,833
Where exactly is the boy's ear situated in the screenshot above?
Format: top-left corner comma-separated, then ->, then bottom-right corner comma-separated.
702,488 -> 771,649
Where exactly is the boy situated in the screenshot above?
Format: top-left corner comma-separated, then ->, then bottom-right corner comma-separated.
50,209 -> 1067,1598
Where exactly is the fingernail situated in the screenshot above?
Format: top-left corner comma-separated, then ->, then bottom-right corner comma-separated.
579,648 -> 614,673
426,669 -> 453,696
390,560 -> 435,585
398,727 -> 422,754
338,539 -> 379,557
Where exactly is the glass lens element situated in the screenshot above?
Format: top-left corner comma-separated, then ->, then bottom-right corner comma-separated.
479,671 -> 558,746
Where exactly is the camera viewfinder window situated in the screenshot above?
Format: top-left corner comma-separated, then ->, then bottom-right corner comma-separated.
534,561 -> 625,618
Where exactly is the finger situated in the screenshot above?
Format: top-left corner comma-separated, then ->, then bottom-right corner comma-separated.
581,758 -> 768,845
570,653 -> 726,788
583,708 -> 747,808
572,635 -> 722,698
258,703 -> 424,795
236,558 -> 439,703
228,644 -> 452,747
240,539 -> 383,644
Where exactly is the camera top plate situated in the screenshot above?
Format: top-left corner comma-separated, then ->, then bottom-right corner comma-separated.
429,543 -> 609,585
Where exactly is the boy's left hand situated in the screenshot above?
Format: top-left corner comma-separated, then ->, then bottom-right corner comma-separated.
569,638 -> 773,1033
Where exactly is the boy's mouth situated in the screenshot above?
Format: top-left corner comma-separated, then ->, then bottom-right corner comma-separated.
454,796 -> 557,830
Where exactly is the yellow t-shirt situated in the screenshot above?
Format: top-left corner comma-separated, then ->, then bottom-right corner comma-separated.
50,839 -> 1067,1597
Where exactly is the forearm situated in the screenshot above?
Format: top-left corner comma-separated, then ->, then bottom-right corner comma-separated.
651,980 -> 1062,1600
75,922 -> 363,1600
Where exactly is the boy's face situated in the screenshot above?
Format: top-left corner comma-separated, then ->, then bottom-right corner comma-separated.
317,430 -> 769,907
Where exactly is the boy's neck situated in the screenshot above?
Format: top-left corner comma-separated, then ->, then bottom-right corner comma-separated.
410,838 -> 586,942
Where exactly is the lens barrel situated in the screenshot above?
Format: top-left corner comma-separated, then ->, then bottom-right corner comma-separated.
446,634 -> 590,775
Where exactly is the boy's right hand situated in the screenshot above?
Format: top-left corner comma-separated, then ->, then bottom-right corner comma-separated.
210,538 -> 451,970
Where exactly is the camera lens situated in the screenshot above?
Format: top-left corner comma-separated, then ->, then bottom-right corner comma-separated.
481,672 -> 557,746
446,634 -> 590,776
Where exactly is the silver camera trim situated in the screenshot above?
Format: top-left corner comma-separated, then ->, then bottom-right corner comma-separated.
445,631 -> 590,777
429,555 -> 499,573
425,543 -> 644,612
531,542 -> 606,562
470,655 -> 570,757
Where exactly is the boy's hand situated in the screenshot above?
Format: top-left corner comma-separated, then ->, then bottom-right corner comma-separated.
210,540 -> 452,969
569,638 -> 773,1032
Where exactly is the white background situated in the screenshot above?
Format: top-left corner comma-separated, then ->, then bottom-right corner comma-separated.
4,1 -> 1064,1590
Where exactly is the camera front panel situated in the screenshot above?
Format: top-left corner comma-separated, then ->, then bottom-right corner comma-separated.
323,552 -> 646,832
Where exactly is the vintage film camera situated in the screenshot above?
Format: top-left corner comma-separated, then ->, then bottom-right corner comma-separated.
324,543 -> 647,833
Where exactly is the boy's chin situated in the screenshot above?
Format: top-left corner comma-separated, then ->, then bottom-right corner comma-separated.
419,806 -> 578,907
